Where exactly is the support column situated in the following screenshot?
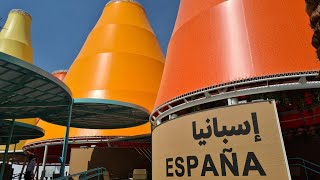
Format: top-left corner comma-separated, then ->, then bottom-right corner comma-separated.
156,119 -> 161,126
41,145 -> 48,180
60,103 -> 73,177
35,158 -> 40,180
11,143 -> 17,165
18,156 -> 27,180
0,119 -> 15,180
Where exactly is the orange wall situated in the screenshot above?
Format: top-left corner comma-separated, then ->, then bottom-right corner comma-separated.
155,0 -> 320,108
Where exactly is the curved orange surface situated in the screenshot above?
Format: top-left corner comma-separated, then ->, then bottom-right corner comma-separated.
26,71 -> 151,145
27,120 -> 150,144
26,1 -> 165,145
155,0 -> 320,108
64,0 -> 164,112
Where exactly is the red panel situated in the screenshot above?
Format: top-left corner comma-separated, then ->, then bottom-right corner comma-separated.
52,71 -> 67,81
280,113 -> 304,129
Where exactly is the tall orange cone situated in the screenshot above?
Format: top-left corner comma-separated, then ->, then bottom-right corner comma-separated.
0,9 -> 36,152
151,0 -> 320,122
61,0 -> 164,129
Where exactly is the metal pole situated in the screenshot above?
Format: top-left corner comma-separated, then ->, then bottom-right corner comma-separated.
60,103 -> 73,177
19,156 -> 27,180
0,119 -> 15,180
11,143 -> 17,165
36,158 -> 40,180
303,159 -> 309,180
41,145 -> 48,180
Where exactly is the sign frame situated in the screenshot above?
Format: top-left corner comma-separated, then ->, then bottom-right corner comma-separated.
152,100 -> 292,180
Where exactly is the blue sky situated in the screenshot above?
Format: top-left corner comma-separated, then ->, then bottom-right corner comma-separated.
0,0 -> 180,72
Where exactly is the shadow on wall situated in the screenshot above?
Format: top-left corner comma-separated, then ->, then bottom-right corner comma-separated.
89,147 -> 150,179
284,127 -> 320,180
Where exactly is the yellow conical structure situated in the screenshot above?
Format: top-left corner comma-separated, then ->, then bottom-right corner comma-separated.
63,0 -> 164,129
0,9 -> 33,63
0,9 -> 36,152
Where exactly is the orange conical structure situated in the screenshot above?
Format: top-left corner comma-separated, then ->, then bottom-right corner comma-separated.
26,70 -> 152,146
0,9 -> 36,152
63,0 -> 164,128
153,0 -> 320,112
27,0 -> 164,144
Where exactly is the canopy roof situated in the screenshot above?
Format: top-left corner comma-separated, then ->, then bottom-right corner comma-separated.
0,138 -> 19,145
0,52 -> 149,129
0,52 -> 72,120
0,120 -> 44,141
43,98 -> 150,129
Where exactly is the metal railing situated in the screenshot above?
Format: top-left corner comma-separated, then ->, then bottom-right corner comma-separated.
288,157 -> 320,179
54,167 -> 106,180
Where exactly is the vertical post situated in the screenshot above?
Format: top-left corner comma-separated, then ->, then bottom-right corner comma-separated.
19,156 -> 27,180
41,145 -> 48,180
11,143 -> 17,165
156,119 -> 161,126
36,158 -> 40,180
303,159 -> 309,180
0,119 -> 15,180
60,103 -> 73,177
